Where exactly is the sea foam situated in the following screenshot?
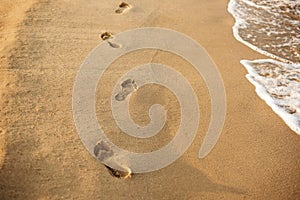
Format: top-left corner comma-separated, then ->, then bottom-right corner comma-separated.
242,59 -> 300,135
228,0 -> 300,135
228,0 -> 300,64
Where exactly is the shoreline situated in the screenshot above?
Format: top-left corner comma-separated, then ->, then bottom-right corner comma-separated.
228,0 -> 300,136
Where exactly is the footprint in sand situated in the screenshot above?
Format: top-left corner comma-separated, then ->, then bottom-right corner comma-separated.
115,79 -> 137,101
94,140 -> 114,161
115,2 -> 131,14
100,32 -> 113,40
94,140 -> 132,179
99,31 -> 121,48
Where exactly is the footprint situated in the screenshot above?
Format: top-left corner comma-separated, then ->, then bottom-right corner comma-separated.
94,140 -> 114,161
121,79 -> 137,88
115,2 -> 131,14
100,32 -> 113,40
99,32 -> 121,48
115,79 -> 137,101
94,140 -> 132,179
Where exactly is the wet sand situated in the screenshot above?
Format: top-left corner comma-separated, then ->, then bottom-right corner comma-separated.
0,0 -> 299,199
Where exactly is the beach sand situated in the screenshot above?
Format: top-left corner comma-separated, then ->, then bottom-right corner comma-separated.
0,0 -> 37,175
0,0 -> 299,199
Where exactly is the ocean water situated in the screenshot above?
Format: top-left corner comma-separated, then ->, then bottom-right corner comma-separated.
228,0 -> 300,135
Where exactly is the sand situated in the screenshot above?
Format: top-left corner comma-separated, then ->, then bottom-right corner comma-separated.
0,0 -> 37,175
0,0 -> 299,199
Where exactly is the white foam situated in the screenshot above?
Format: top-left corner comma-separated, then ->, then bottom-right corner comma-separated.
228,0 -> 300,64
241,59 -> 300,135
228,0 -> 300,135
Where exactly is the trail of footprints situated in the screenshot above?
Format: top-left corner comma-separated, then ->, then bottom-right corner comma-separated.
97,2 -> 134,179
94,79 -> 137,179
99,2 -> 132,48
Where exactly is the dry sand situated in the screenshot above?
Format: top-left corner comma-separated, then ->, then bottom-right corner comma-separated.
0,0 -> 299,199
0,0 -> 37,174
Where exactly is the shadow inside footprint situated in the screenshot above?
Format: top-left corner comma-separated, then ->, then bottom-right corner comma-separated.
115,2 -> 131,14
115,79 -> 137,101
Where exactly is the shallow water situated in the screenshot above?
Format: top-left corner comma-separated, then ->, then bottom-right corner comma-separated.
228,0 -> 300,135
228,0 -> 300,63
242,59 -> 300,134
